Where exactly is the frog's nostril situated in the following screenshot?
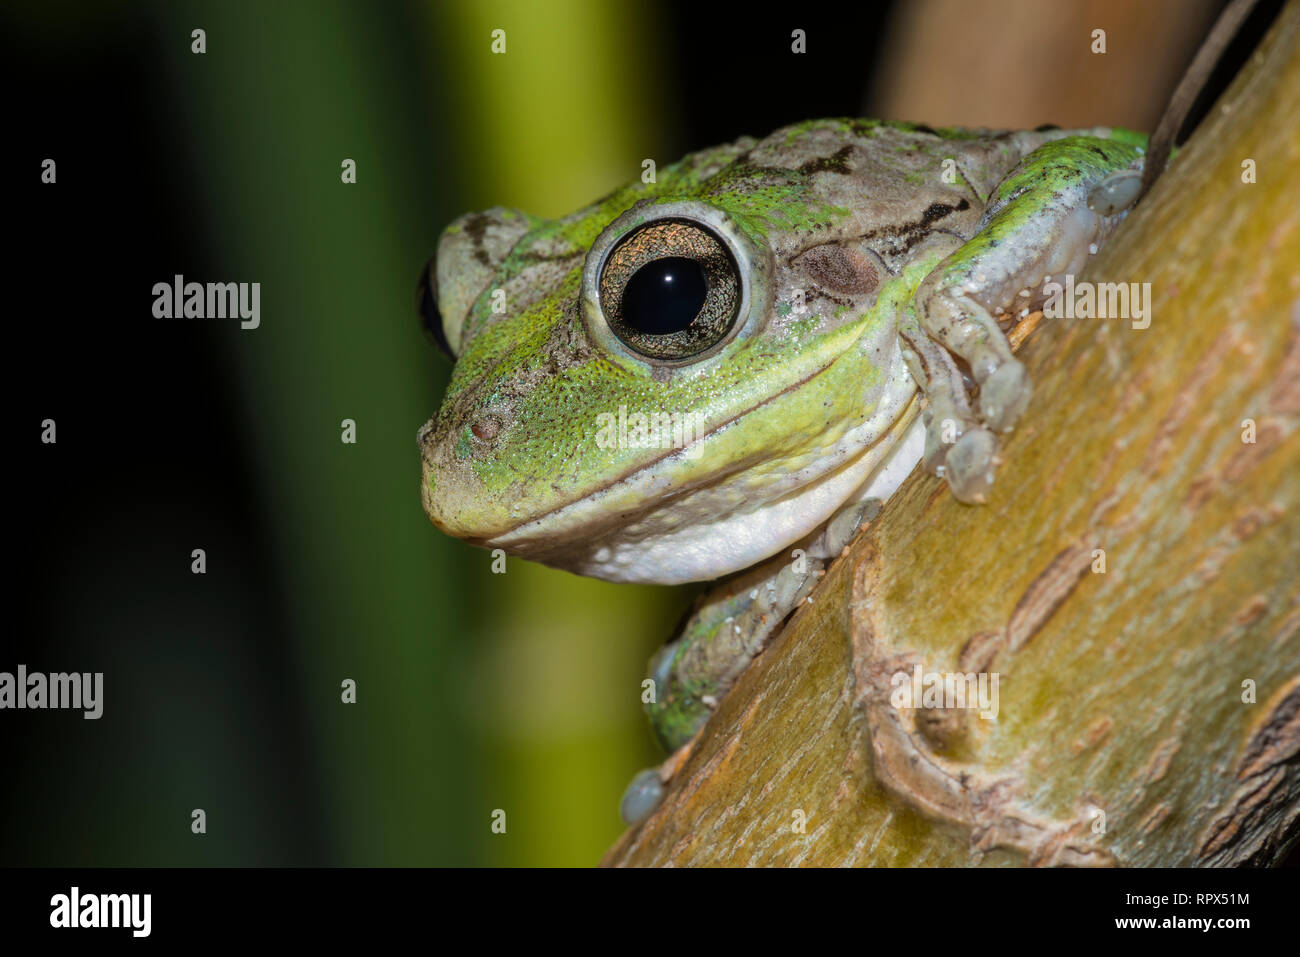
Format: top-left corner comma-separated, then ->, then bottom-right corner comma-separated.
471,415 -> 502,442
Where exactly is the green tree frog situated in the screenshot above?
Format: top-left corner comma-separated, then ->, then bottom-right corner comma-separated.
417,118 -> 1146,824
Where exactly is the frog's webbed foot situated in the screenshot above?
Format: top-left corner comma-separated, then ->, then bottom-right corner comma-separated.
906,134 -> 1145,502
897,301 -> 1002,503
619,738 -> 698,826
619,767 -> 669,827
619,499 -> 878,825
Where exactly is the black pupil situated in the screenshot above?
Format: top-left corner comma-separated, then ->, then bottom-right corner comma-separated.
622,257 -> 707,335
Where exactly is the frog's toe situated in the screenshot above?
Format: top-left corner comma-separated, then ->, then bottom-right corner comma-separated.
1087,169 -> 1143,216
978,358 -> 1032,433
620,767 -> 666,825
943,427 -> 999,504
815,497 -> 881,557
922,418 -> 948,475
920,399 -> 966,475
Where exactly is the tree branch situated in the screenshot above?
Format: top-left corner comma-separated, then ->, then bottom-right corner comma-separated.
604,3 -> 1300,867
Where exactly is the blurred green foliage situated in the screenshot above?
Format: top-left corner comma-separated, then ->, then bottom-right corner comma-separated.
132,0 -> 684,865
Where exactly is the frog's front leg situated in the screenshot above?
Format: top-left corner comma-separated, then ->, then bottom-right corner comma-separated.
911,134 -> 1146,502
619,499 -> 878,825
896,300 -> 1001,502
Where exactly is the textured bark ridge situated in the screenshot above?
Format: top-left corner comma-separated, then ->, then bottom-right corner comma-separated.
603,4 -> 1300,867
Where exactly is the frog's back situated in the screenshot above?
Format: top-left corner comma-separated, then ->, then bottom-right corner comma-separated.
685,118 -> 1068,278
421,116 -> 1147,585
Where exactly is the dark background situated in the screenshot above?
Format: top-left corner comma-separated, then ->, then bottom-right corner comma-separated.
4,0 -> 1285,866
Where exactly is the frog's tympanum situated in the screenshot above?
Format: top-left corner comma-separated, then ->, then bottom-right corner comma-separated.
418,119 -> 1146,823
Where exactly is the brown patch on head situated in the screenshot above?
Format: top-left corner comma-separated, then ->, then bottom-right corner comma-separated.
798,144 -> 855,175
461,211 -> 496,268
796,243 -> 880,296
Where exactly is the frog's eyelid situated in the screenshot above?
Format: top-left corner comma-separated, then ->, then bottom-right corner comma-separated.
417,257 -> 456,362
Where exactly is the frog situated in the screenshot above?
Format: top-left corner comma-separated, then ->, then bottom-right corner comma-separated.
416,117 -> 1147,826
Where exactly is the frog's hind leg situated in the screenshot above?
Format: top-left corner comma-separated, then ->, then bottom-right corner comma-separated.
912,134 -> 1146,502
618,498 -> 879,825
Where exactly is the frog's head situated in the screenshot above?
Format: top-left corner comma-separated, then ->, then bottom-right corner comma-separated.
419,126 -> 918,584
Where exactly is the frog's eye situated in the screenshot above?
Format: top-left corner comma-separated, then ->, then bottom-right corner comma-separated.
417,257 -> 455,362
598,219 -> 741,362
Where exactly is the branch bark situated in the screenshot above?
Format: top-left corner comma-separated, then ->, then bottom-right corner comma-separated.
603,3 -> 1300,867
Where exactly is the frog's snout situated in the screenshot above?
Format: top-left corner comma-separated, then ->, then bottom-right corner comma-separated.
418,422 -> 444,527
419,419 -> 461,538
418,413 -> 503,544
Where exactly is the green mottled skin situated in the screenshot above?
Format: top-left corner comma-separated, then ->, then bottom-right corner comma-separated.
435,131 -> 856,514
419,117 -> 1147,759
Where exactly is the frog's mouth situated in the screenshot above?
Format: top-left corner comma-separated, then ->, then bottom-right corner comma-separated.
496,406 -> 921,584
424,367 -> 922,585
